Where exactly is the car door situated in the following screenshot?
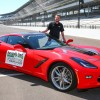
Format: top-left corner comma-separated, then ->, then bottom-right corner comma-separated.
5,35 -> 38,74
0,35 -> 27,70
5,35 -> 27,70
0,35 -> 43,75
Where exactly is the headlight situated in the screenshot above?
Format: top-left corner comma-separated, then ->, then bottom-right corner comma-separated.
71,57 -> 97,69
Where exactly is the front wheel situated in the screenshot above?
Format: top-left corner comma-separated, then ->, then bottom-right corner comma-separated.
49,63 -> 77,92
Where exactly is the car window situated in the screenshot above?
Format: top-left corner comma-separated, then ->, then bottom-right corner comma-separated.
24,34 -> 65,49
0,36 -> 8,42
7,36 -> 25,45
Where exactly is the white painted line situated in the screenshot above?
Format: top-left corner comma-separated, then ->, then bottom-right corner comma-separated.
0,73 -> 24,77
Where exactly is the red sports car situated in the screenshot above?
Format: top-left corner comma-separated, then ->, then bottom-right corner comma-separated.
0,32 -> 100,92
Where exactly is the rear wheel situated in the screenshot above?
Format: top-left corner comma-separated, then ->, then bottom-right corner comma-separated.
49,63 -> 77,92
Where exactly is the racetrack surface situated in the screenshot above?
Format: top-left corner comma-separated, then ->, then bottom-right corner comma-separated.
0,24 -> 100,100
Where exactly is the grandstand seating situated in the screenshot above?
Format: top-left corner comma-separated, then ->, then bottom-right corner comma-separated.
0,0 -> 100,29
13,16 -> 100,29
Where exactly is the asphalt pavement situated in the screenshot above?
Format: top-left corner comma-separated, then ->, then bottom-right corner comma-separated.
0,24 -> 100,100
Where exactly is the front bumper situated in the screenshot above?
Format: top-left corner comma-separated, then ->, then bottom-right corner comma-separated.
76,68 -> 100,89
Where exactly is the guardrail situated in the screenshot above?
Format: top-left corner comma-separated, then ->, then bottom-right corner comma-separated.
13,23 -> 100,29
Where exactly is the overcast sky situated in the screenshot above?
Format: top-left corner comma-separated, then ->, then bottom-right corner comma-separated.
0,0 -> 29,14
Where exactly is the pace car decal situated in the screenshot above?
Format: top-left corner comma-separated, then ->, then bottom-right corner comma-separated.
5,50 -> 26,67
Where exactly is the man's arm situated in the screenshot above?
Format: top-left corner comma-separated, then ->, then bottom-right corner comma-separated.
41,22 -> 51,33
60,23 -> 66,42
61,31 -> 66,42
41,28 -> 48,33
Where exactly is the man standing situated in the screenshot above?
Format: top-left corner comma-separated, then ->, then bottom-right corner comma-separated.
42,14 -> 66,42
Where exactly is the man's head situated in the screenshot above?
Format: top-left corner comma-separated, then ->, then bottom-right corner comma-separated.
55,14 -> 60,24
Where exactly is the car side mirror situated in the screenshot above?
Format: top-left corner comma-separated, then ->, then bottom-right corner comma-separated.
14,44 -> 26,52
66,39 -> 73,44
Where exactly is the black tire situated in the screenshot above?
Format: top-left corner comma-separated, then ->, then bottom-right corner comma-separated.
49,62 -> 77,92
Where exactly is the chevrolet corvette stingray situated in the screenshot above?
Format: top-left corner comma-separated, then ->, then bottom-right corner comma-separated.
0,32 -> 100,92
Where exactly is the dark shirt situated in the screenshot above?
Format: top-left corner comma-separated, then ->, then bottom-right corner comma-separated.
47,22 -> 64,39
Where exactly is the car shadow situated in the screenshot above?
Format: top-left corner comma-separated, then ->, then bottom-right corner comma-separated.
0,68 -> 100,100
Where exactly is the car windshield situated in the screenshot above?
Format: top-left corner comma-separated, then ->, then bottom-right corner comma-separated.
24,33 -> 66,50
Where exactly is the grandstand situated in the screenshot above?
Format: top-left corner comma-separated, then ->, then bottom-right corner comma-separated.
0,0 -> 100,29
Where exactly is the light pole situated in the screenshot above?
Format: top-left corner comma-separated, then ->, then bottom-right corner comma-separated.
78,0 -> 81,28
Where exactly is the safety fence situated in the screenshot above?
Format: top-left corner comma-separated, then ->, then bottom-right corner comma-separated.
13,23 -> 100,29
